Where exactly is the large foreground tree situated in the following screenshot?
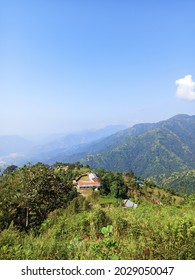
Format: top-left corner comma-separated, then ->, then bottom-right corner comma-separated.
0,163 -> 77,231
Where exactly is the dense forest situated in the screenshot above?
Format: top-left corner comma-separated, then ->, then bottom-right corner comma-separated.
1,162 -> 195,260
151,169 -> 195,194
79,115 -> 195,177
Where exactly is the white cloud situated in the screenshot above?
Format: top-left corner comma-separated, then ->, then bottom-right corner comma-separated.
175,75 -> 195,101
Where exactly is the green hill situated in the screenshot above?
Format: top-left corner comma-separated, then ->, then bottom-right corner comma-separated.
2,162 -> 195,260
79,114 -> 195,177
151,169 -> 195,194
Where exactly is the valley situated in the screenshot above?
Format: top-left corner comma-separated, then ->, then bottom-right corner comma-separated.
0,114 -> 195,260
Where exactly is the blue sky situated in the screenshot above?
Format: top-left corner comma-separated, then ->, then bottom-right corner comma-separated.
0,0 -> 195,136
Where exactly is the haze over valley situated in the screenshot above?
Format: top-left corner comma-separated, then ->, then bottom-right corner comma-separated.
1,114 -> 195,181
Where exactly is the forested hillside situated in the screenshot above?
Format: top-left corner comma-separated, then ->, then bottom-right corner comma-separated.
1,162 -> 195,260
151,169 -> 195,194
79,114 -> 195,177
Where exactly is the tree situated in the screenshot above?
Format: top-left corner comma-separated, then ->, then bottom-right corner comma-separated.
3,165 -> 18,174
97,170 -> 128,198
0,163 -> 78,231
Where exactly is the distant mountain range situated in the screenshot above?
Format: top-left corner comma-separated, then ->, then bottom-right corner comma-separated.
78,114 -> 195,177
1,114 -> 195,179
0,125 -> 126,167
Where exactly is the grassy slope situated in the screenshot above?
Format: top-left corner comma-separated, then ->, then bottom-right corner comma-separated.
2,202 -> 195,260
0,163 -> 191,260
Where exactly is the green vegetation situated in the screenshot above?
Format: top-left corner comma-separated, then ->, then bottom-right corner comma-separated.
79,114 -> 195,178
0,162 -> 195,260
0,162 -> 78,231
151,169 -> 195,194
1,202 -> 195,260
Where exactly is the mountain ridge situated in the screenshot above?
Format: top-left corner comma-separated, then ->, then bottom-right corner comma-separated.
0,125 -> 126,166
76,114 -> 195,177
1,114 -> 195,179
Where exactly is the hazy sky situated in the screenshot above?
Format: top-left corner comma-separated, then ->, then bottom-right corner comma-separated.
1,0 -> 195,136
